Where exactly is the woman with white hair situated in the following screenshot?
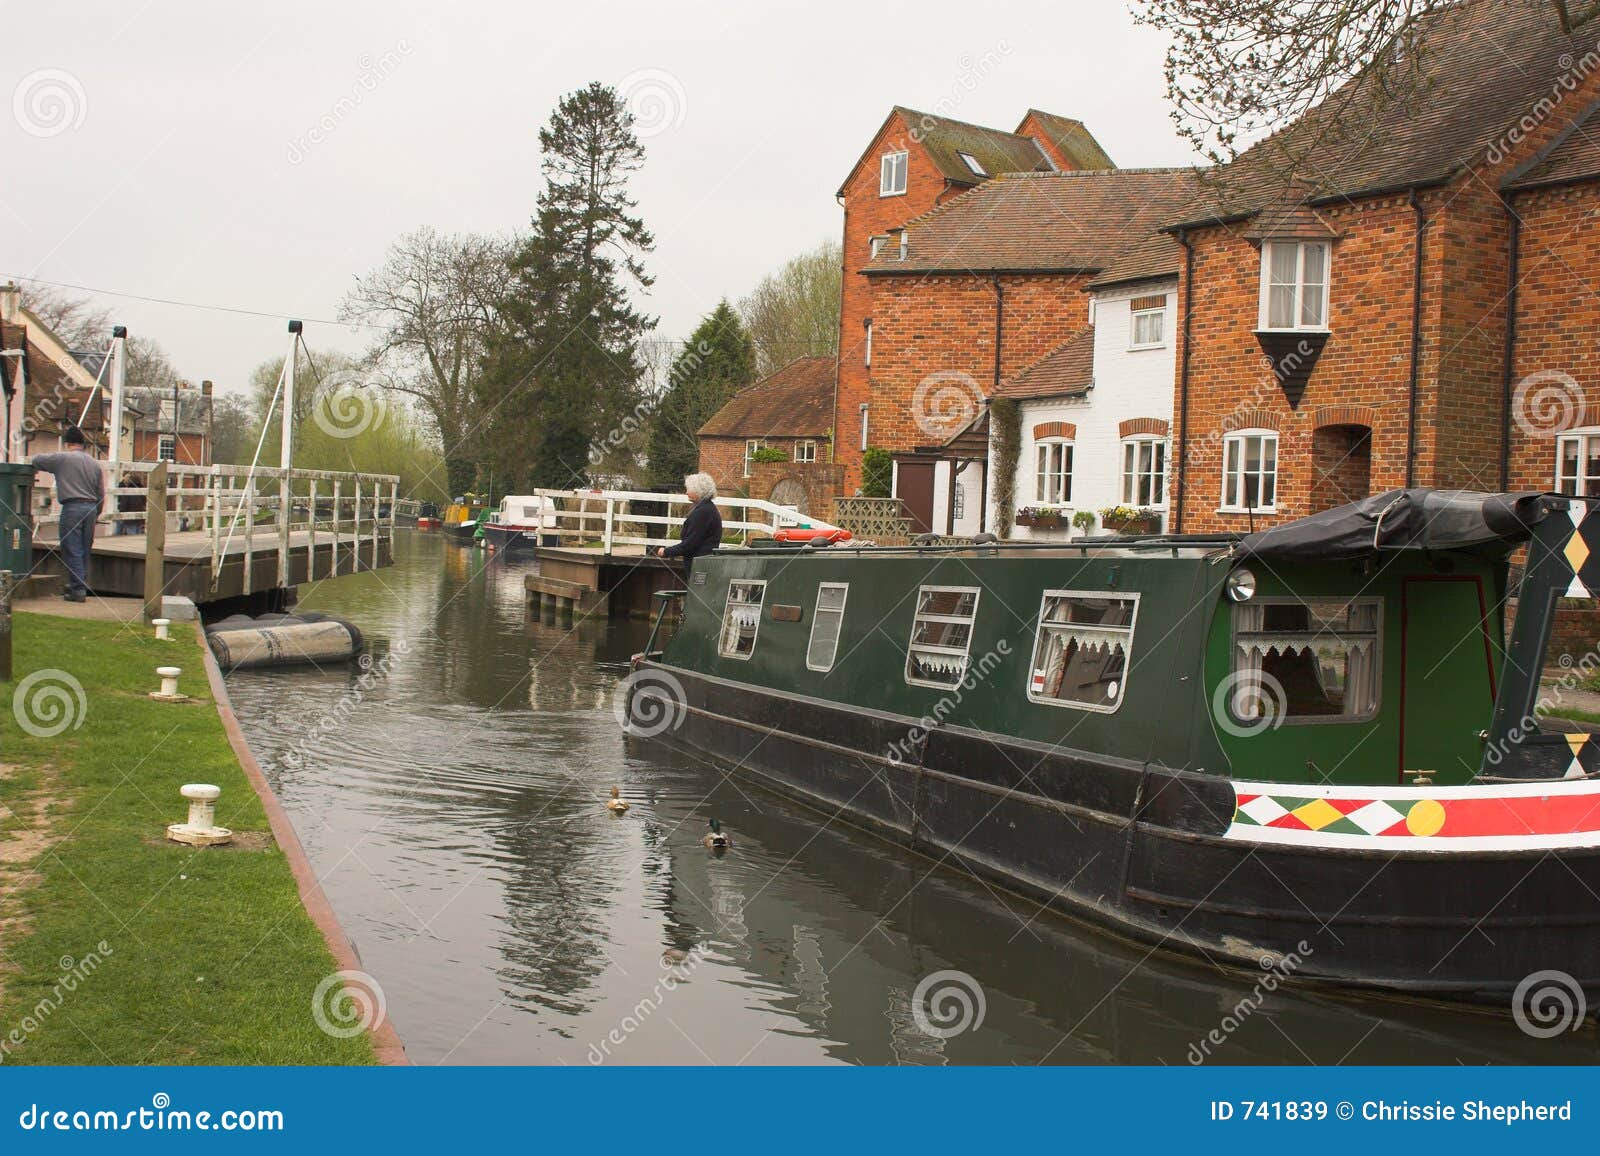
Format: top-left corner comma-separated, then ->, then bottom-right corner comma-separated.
654,472 -> 723,572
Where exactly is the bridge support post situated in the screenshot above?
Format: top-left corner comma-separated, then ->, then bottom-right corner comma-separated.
143,462 -> 168,624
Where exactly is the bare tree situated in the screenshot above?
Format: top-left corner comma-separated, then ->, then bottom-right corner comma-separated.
341,227 -> 511,496
15,283 -> 113,351
737,239 -> 841,377
1133,0 -> 1599,166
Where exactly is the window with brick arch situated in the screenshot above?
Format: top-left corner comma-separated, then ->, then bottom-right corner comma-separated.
1035,440 -> 1073,504
1556,430 -> 1600,496
1221,429 -> 1277,513
1121,438 -> 1166,506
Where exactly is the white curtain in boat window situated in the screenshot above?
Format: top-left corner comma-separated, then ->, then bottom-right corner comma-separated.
906,586 -> 980,687
1231,598 -> 1380,721
719,580 -> 765,659
1028,593 -> 1138,711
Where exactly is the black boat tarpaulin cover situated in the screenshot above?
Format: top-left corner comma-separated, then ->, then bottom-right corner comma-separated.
1233,489 -> 1553,564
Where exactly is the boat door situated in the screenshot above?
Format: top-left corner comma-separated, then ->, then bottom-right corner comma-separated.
1399,576 -> 1497,783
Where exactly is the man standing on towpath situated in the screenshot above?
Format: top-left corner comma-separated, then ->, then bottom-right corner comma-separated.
30,426 -> 104,603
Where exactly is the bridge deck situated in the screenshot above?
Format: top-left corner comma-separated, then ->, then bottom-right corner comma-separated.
32,528 -> 393,604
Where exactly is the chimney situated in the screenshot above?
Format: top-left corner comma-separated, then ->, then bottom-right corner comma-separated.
201,379 -> 213,396
0,283 -> 20,322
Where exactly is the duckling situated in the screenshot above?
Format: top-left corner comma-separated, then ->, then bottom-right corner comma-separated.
605,786 -> 630,814
702,817 -> 731,850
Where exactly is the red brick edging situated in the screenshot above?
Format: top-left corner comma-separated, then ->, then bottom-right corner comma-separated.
196,625 -> 409,1066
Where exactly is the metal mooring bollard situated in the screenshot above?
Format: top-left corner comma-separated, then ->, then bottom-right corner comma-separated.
166,783 -> 232,846
149,665 -> 187,702
152,617 -> 171,641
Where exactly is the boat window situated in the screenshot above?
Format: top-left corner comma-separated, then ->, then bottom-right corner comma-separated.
1028,592 -> 1139,712
906,585 -> 981,687
1231,598 -> 1381,724
719,580 -> 766,660
807,583 -> 848,672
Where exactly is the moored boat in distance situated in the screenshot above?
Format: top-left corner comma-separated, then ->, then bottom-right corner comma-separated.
442,497 -> 488,544
482,495 -> 550,555
625,489 -> 1600,1006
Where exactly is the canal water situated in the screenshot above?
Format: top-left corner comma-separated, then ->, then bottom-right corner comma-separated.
224,532 -> 1591,1065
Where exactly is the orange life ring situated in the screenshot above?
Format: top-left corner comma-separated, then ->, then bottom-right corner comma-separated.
773,527 -> 853,544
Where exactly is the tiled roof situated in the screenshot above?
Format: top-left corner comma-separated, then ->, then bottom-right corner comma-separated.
1169,0 -> 1600,226
1509,104 -> 1600,189
994,327 -> 1095,400
1019,110 -> 1116,171
891,106 -> 1055,186
698,355 -> 835,438
1086,231 -> 1184,290
865,168 -> 1204,275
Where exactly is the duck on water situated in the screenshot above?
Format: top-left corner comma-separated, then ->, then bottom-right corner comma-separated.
622,489 -> 1600,1006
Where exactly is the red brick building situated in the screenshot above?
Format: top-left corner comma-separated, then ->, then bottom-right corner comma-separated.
830,107 -> 1113,491
1166,0 -> 1600,533
697,355 -> 835,490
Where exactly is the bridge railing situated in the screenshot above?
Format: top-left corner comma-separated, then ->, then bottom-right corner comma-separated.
520,488 -> 838,551
31,461 -> 401,593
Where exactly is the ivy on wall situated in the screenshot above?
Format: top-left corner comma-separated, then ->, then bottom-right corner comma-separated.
990,397 -> 1020,537
860,447 -> 892,498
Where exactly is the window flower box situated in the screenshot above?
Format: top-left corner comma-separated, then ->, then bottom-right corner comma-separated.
1099,506 -> 1162,534
1015,507 -> 1069,529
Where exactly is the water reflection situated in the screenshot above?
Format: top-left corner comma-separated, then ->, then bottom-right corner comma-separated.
222,532 -> 1593,1065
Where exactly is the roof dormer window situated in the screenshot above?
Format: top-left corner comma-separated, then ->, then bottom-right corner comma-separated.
957,151 -> 986,178
880,151 -> 908,197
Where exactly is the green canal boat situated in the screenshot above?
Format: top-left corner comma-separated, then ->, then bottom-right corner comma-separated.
625,489 -> 1600,1004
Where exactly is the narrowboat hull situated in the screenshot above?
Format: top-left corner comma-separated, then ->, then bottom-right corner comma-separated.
416,516 -> 442,532
482,522 -> 540,555
443,520 -> 480,544
636,661 -> 1600,1003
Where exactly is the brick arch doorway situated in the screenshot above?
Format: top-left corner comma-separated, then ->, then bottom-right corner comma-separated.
1310,423 -> 1372,513
768,477 -> 809,517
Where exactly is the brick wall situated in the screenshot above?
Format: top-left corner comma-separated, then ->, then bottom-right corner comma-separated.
697,436 -> 822,493
746,460 -> 844,524
1506,181 -> 1600,492
835,112 -> 973,492
864,271 -> 1093,457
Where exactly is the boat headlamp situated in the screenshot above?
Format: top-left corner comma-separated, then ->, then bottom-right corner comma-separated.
1225,568 -> 1257,602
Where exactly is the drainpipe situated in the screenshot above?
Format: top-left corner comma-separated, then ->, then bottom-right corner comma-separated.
1499,193 -> 1521,492
1405,188 -> 1428,488
1173,229 -> 1194,533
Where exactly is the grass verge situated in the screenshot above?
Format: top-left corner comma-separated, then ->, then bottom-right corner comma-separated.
0,613 -> 374,1065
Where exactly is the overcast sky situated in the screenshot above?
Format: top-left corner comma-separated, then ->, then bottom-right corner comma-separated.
1,1 -> 1199,394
